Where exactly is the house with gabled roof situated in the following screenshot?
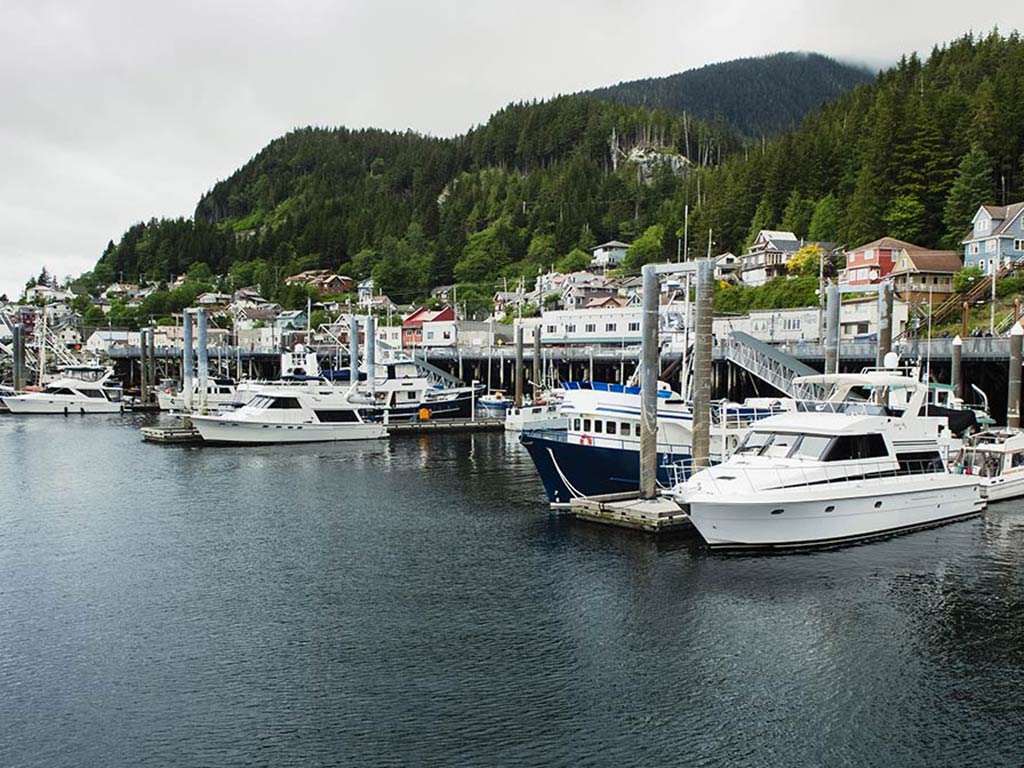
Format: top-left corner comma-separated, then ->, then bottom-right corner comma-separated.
962,202 -> 1024,274
841,237 -> 918,286
590,240 -> 630,270
890,246 -> 963,304
402,305 -> 457,348
740,230 -> 805,286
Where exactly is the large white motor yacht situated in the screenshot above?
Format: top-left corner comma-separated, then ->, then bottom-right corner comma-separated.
669,372 -> 985,549
953,428 -> 1024,502
2,367 -> 123,414
190,385 -> 386,444
157,378 -> 237,412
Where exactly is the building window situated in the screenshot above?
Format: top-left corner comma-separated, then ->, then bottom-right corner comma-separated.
986,240 -> 996,253
547,325 -> 556,334
628,322 -> 640,332
426,331 -> 434,339
566,324 -> 576,333
585,324 -> 596,333
443,331 -> 451,339
971,243 -> 980,255
605,323 -> 616,332
1015,239 -> 1024,252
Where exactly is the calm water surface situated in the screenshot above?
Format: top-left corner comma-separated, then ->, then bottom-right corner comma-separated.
2,414 -> 1024,767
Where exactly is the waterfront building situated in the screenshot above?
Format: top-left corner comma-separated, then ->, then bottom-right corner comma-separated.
590,240 -> 630,270
840,236 -> 916,286
890,247 -> 963,305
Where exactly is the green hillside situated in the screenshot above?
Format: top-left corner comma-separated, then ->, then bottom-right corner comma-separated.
84,32 -> 1024,319
584,52 -> 875,137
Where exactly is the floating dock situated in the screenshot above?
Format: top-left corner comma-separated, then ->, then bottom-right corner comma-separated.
568,492 -> 691,533
141,425 -> 203,444
386,417 -> 504,435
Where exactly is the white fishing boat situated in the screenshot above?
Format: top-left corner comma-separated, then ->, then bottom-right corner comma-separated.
953,428 -> 1024,501
478,390 -> 510,414
2,366 -> 123,414
190,384 -> 386,444
669,372 -> 985,550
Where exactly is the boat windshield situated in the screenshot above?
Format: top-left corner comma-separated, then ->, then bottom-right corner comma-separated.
735,431 -> 837,461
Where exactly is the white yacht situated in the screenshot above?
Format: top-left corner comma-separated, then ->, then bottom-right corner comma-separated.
953,429 -> 1024,502
669,372 -> 985,549
2,367 -> 123,414
190,384 -> 386,444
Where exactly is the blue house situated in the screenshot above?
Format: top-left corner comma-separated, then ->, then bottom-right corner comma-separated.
962,202 -> 1024,273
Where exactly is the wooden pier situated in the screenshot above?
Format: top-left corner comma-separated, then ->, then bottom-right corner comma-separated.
141,424 -> 203,444
568,492 -> 691,533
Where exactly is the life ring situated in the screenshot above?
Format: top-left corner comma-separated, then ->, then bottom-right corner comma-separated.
579,434 -> 594,446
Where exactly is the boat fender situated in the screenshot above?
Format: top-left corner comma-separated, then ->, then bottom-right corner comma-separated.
80,406 -> 86,415
579,434 -> 594,446
63,406 -> 69,417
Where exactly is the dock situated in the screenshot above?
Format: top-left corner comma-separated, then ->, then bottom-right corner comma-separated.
568,492 -> 692,533
141,425 -> 203,444
386,417 -> 504,435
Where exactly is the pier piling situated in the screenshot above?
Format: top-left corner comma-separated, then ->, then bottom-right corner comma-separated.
514,325 -> 524,408
182,311 -> 194,412
12,323 -> 24,392
692,259 -> 713,469
639,265 -> 659,500
533,327 -> 542,399
139,326 -> 149,405
1009,323 -> 1022,429
196,309 -> 209,413
877,281 -> 893,367
952,335 -> 963,400
825,283 -> 840,375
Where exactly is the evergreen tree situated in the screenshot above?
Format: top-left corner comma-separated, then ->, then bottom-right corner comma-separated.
942,143 -> 994,247
807,194 -> 842,242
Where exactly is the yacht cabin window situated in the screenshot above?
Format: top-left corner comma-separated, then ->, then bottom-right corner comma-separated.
1013,452 -> 1024,468
823,434 -> 888,461
583,419 -> 591,432
80,389 -> 107,398
607,422 -> 617,435
634,424 -> 641,437
621,422 -> 630,435
594,420 -> 603,433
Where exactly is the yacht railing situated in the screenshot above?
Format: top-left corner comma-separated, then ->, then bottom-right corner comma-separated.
663,456 -> 950,494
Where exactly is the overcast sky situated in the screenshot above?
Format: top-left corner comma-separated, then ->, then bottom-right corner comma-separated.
0,0 -> 1008,298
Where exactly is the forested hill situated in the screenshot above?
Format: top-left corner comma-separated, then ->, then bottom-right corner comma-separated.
584,53 -> 875,137
85,32 -> 1024,319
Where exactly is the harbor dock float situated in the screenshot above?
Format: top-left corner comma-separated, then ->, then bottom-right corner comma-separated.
568,492 -> 692,533
141,425 -> 203,444
386,417 -> 504,435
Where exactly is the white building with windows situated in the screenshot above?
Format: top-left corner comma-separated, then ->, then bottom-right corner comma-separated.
590,241 -> 630,269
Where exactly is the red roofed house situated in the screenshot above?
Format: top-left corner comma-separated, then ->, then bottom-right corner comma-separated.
841,237 -> 917,286
402,305 -> 457,348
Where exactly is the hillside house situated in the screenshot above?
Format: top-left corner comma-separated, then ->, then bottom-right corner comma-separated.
890,247 -> 963,304
740,230 -> 805,286
402,305 -> 457,348
590,240 -> 630,270
714,253 -> 741,283
841,237 -> 917,286
962,202 -> 1024,273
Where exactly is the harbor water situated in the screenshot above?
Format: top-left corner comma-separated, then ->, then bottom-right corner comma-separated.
2,415 -> 1024,767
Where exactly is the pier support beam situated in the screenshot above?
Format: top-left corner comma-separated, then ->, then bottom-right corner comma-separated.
1009,323 -> 1022,429
349,315 -> 359,389
514,325 -> 524,408
12,323 -> 25,392
196,308 -> 209,413
692,259 -> 714,469
532,327 -> 542,399
139,327 -> 149,405
182,311 -> 194,412
876,281 -> 893,368
824,283 -> 840,375
639,265 -> 660,499
366,315 -> 376,398
952,335 -> 963,401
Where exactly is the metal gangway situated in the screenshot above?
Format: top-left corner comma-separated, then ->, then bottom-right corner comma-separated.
722,330 -> 819,397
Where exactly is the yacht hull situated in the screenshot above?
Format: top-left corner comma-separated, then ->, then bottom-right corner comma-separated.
2,396 -> 122,414
979,474 -> 1024,502
191,416 -> 386,444
682,476 -> 985,549
520,429 -> 691,505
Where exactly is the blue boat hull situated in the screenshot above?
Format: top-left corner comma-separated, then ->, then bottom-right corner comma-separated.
519,430 -> 691,504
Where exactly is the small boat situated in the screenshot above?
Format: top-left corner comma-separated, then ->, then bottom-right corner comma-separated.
478,390 -> 510,414
953,428 -> 1024,501
2,366 -> 123,414
190,385 -> 386,444
669,372 -> 985,550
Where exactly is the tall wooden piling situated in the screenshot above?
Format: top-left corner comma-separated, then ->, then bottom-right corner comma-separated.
196,309 -> 209,413
1009,323 -> 1022,429
532,327 -> 542,399
139,327 -> 149,405
876,281 -> 893,367
182,310 -> 194,412
951,335 -> 963,401
825,283 -> 840,375
514,325 -> 524,408
692,259 -> 714,469
12,323 -> 25,392
639,265 -> 660,499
